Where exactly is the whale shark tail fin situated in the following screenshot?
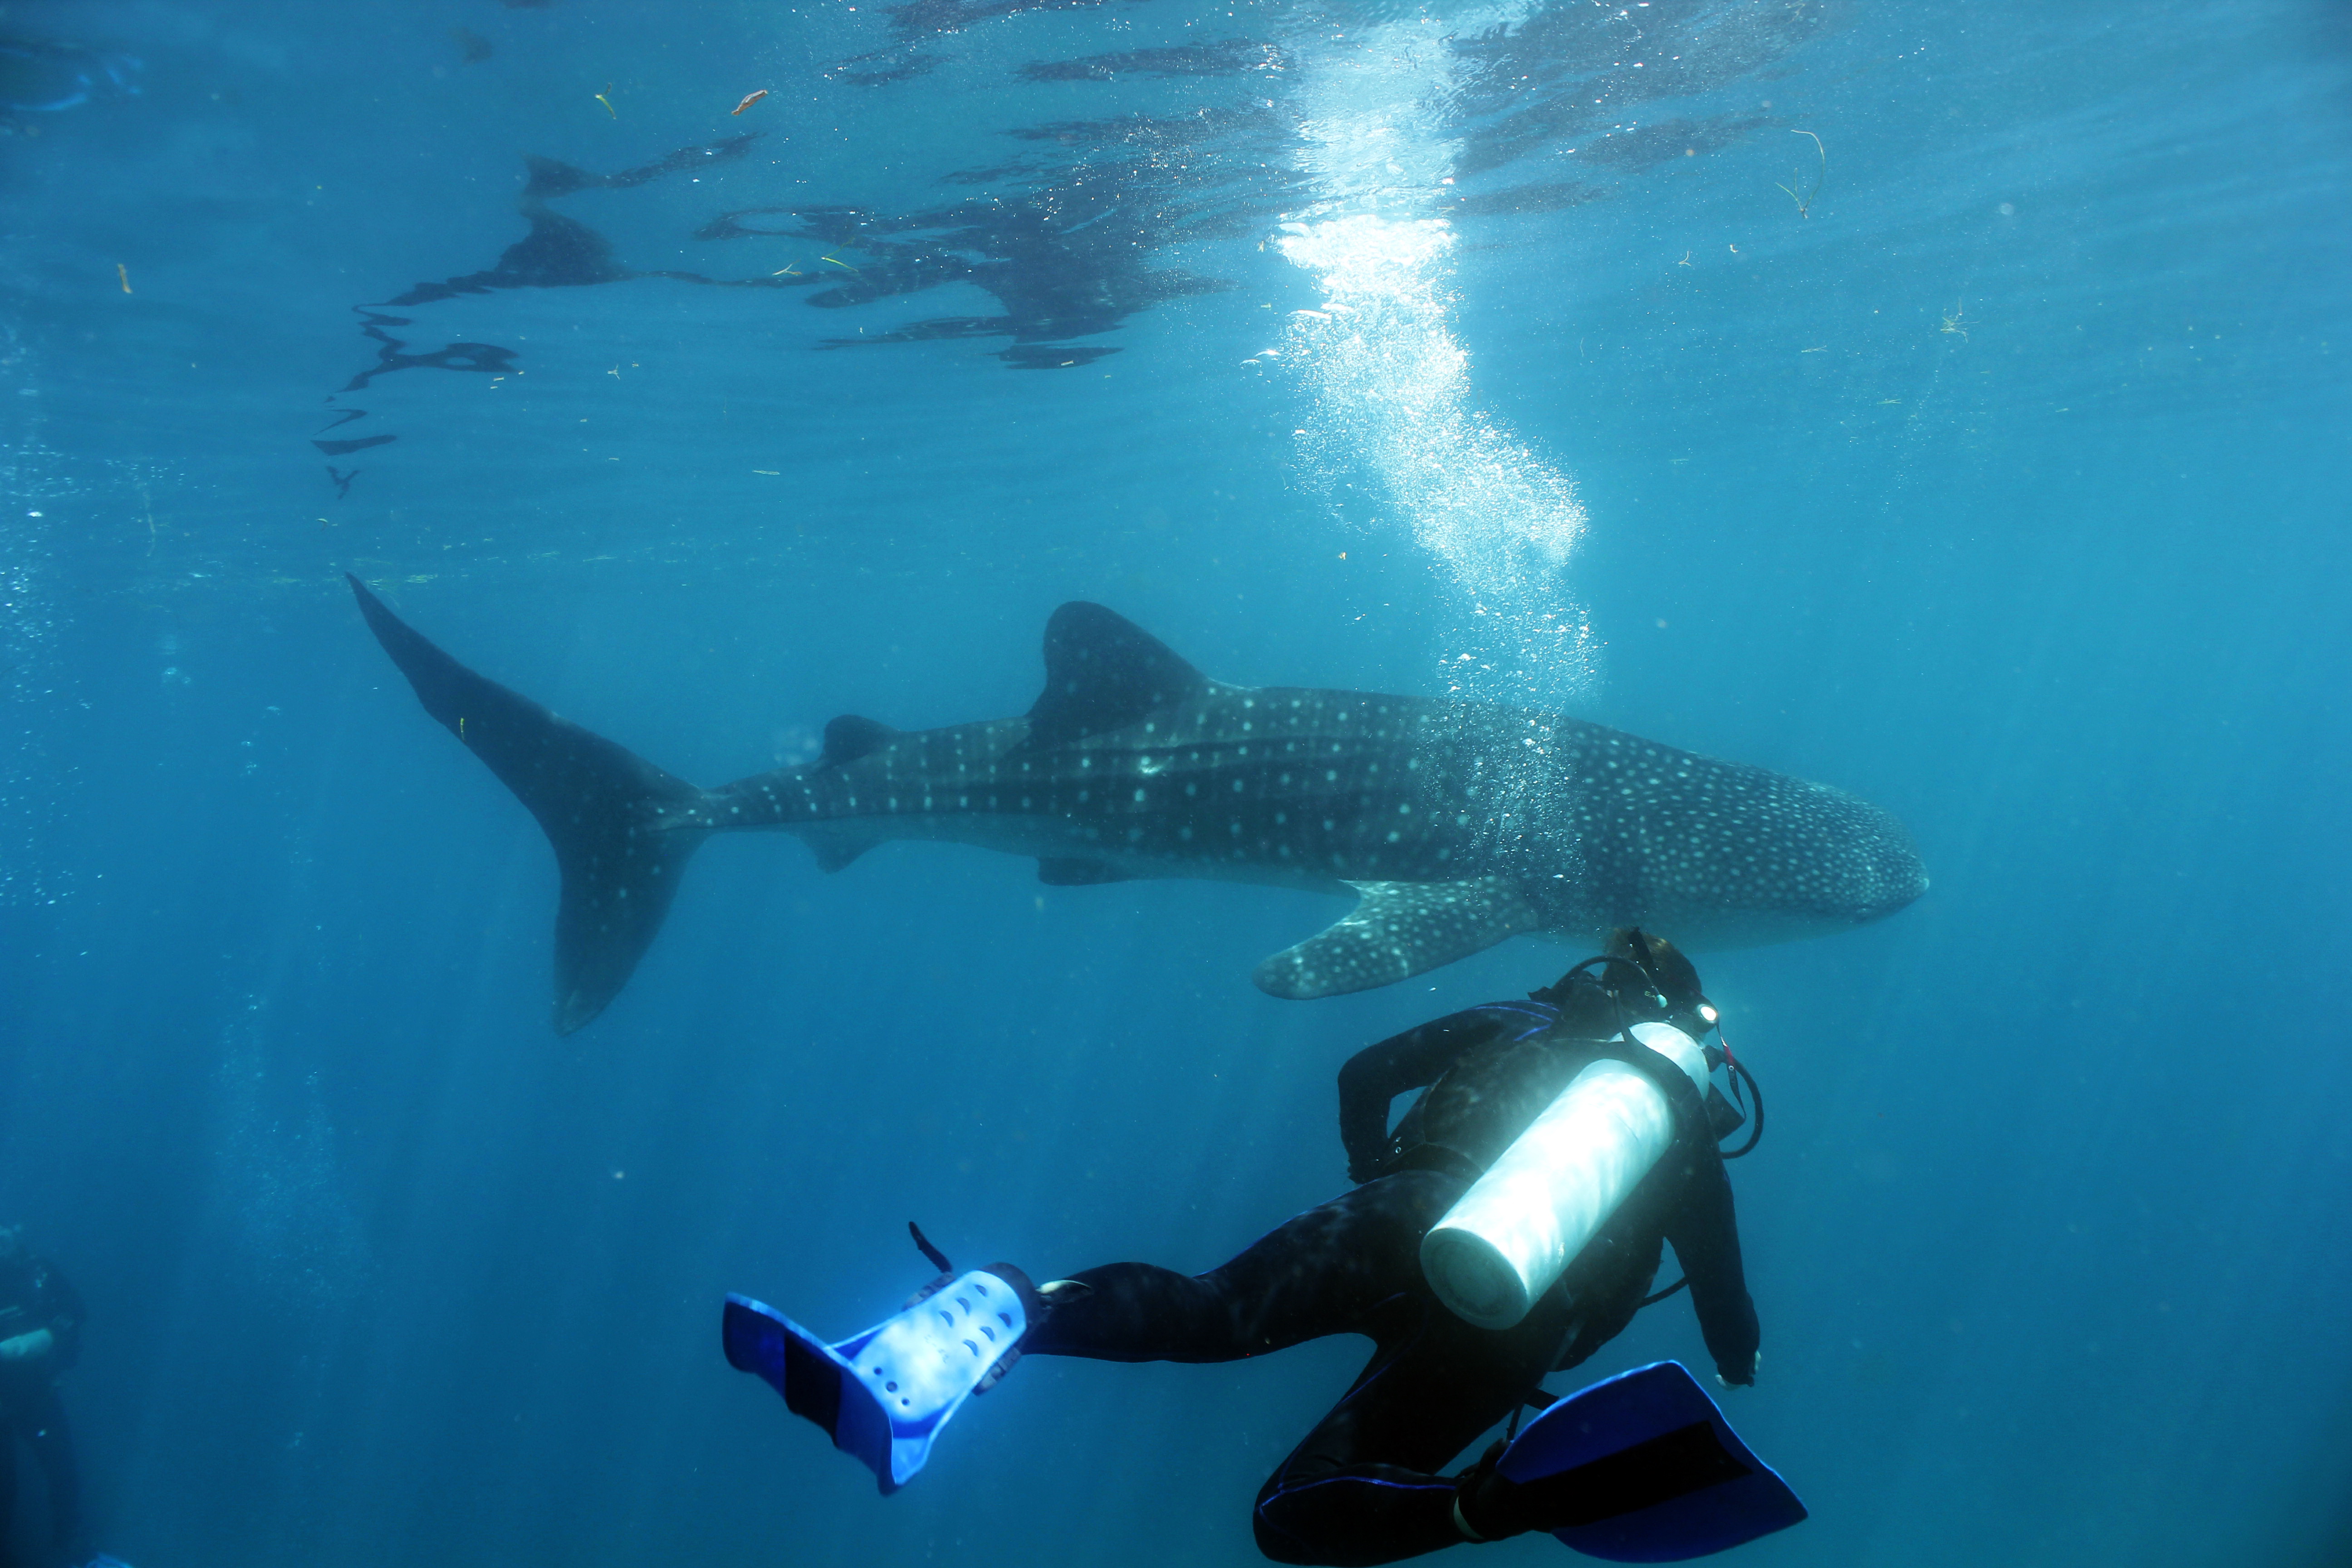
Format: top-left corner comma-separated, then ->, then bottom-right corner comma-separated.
348,576 -> 710,1034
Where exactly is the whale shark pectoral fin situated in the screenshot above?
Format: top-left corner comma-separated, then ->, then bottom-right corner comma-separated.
1024,602 -> 1214,748
799,828 -> 881,873
1252,877 -> 1543,1000
1037,857 -> 1136,886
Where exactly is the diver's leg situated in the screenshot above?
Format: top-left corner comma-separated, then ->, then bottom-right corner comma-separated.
1027,1168 -> 1466,1364
19,1388 -> 78,1563
1250,1290 -> 1570,1566
0,1410 -> 18,1568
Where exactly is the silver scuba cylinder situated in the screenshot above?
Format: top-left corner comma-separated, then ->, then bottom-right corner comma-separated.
1418,1022 -> 1710,1331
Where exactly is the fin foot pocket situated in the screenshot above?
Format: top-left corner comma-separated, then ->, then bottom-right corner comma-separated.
720,1270 -> 1036,1494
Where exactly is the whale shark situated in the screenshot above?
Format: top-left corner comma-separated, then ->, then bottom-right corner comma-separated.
349,578 -> 1926,1033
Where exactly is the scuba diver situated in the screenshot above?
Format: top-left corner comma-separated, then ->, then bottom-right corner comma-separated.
0,1227 -> 87,1568
0,39 -> 140,120
724,931 -> 1803,1564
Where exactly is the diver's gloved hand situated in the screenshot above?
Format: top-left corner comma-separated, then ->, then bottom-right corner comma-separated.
1348,1133 -> 1411,1185
0,1327 -> 53,1362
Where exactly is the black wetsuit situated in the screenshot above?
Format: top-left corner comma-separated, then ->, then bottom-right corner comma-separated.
1027,985 -> 1758,1567
0,1246 -> 83,1568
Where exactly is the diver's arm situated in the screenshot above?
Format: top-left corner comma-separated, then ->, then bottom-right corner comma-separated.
1337,1009 -> 1514,1180
41,1257 -> 84,1366
1662,1155 -> 1759,1386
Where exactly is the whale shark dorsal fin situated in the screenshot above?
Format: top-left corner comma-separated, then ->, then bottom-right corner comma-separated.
820,714 -> 901,768
1028,602 -> 1212,747
1253,878 -> 1544,999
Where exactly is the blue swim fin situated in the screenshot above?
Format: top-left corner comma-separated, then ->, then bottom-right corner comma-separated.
1498,1361 -> 1806,1561
723,1267 -> 1034,1494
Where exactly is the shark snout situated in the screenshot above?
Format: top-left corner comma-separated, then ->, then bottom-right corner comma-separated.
1852,819 -> 1929,922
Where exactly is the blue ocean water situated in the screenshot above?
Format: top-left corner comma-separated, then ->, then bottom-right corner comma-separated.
2,0 -> 2347,1564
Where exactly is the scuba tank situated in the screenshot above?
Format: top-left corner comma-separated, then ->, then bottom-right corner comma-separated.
1420,1021 -> 1710,1331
